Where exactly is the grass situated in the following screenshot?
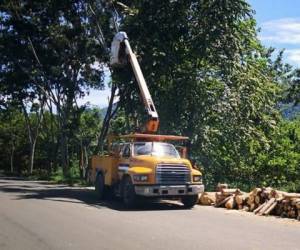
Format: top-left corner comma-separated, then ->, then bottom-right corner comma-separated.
14,166 -> 89,187
49,167 -> 87,186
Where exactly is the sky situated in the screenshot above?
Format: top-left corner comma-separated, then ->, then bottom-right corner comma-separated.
80,0 -> 300,108
249,0 -> 300,67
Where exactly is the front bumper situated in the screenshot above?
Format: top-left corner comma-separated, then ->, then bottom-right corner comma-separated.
134,184 -> 204,197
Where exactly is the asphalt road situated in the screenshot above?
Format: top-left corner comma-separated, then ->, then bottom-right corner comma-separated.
0,178 -> 299,250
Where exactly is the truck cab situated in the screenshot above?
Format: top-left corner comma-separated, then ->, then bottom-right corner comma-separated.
89,133 -> 204,208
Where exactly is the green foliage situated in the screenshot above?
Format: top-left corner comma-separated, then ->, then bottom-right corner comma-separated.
286,69 -> 300,105
76,107 -> 102,147
254,119 -> 300,191
0,0 -> 113,175
111,0 -> 299,190
0,103 -> 102,179
0,0 -> 299,190
50,165 -> 82,186
0,106 -> 28,173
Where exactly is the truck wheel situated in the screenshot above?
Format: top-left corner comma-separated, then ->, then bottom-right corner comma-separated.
181,195 -> 198,209
123,176 -> 137,208
95,173 -> 105,200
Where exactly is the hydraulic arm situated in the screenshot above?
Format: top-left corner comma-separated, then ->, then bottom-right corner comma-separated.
110,32 -> 159,133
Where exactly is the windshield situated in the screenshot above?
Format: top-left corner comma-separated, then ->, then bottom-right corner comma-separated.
133,142 -> 180,158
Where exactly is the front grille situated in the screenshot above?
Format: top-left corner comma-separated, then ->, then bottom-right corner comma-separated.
156,164 -> 191,184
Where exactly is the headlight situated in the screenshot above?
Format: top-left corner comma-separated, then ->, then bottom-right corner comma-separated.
133,175 -> 148,182
193,175 -> 202,183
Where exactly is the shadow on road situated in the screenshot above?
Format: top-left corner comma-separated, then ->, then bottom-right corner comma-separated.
0,178 -> 188,212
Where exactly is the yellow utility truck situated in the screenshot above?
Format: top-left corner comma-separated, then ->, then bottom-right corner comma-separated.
90,133 -> 204,208
89,32 -> 204,208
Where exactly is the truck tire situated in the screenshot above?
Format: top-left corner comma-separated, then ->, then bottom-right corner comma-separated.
181,195 -> 198,209
122,176 -> 137,208
95,173 -> 105,200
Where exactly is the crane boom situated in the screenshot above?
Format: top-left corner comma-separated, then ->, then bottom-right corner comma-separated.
110,32 -> 159,133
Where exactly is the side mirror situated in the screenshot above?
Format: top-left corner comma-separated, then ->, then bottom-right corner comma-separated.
189,159 -> 197,169
177,147 -> 187,158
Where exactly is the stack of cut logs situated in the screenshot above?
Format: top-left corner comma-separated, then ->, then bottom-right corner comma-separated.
198,184 -> 300,221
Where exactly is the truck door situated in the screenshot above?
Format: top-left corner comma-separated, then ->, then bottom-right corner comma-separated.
118,143 -> 131,179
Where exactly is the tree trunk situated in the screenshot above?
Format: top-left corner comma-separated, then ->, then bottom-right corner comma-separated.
283,193 -> 300,199
257,198 -> 276,216
199,192 -> 216,205
215,195 -> 233,207
225,196 -> 236,209
29,139 -> 37,174
21,99 -> 44,175
84,145 -> 88,173
263,201 -> 278,215
55,96 -> 70,177
221,188 -> 242,196
95,83 -> 118,154
217,183 -> 229,192
10,145 -> 14,173
61,131 -> 69,177
47,100 -> 58,173
79,141 -> 88,179
79,140 -> 84,178
254,202 -> 267,214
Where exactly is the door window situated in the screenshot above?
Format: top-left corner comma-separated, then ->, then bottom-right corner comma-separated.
122,144 -> 131,158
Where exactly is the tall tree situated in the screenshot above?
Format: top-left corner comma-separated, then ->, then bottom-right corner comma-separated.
112,0 -> 281,187
75,106 -> 102,177
0,0 -> 113,175
0,105 -> 27,173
